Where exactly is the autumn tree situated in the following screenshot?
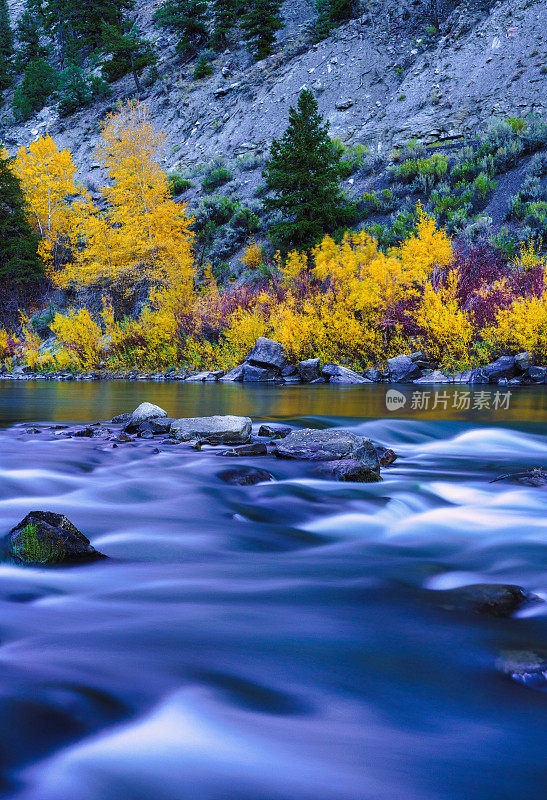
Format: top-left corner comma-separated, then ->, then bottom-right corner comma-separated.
262,89 -> 354,251
241,0 -> 283,61
57,101 -> 195,301
0,151 -> 43,280
14,134 -> 87,269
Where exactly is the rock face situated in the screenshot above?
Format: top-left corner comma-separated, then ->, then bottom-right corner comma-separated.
170,415 -> 252,444
0,511 -> 106,566
321,364 -> 372,384
387,355 -> 421,383
245,337 -> 287,371
125,402 -> 167,433
276,428 -> 378,464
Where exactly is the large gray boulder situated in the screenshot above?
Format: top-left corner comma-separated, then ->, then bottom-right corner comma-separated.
170,415 -> 252,444
413,370 -> 452,384
387,355 -> 421,383
245,337 -> 287,370
218,365 -> 245,382
321,364 -> 372,384
275,428 -> 379,474
242,364 -> 280,382
514,352 -> 533,372
125,402 -> 167,433
297,358 -> 321,382
482,356 -> 515,381
0,511 -> 106,566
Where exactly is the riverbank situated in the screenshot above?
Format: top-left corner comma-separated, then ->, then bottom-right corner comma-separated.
2,336 -> 547,386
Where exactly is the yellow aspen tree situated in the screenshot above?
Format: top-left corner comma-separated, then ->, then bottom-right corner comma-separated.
14,135 -> 87,269
59,100 -> 195,298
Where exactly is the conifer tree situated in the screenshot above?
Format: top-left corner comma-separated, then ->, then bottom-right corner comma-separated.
153,0 -> 208,57
241,0 -> 283,60
101,18 -> 156,91
262,89 -> 354,251
15,3 -> 48,71
210,0 -> 239,51
314,0 -> 355,40
0,152 -> 43,280
0,0 -> 13,93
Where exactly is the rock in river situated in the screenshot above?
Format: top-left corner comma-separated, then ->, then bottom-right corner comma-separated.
0,511 -> 107,566
432,583 -> 532,618
218,466 -> 274,485
275,428 -> 380,471
125,402 -> 167,433
170,415 -> 252,444
314,458 -> 382,482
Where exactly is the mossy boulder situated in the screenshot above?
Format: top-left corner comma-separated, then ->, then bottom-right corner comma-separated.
1,511 -> 107,566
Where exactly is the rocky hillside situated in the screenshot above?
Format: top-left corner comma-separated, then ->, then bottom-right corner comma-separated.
2,0 -> 544,175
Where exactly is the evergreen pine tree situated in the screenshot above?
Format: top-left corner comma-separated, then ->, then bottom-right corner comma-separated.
210,0 -> 239,51
0,152 -> 43,281
15,3 -> 48,72
262,89 -> 354,251
13,57 -> 58,120
153,0 -> 208,57
0,0 -> 13,93
101,18 -> 156,91
314,0 -> 355,40
241,0 -> 283,60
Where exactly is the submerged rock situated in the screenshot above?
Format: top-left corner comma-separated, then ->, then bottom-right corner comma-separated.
170,415 -> 252,444
275,428 -> 379,472
125,402 -> 167,433
314,458 -> 382,482
497,650 -> 547,688
258,424 -> 292,438
220,442 -> 268,456
218,466 -> 274,485
0,511 -> 106,566
432,583 -> 532,617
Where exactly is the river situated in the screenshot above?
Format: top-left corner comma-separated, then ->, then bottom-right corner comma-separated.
0,380 -> 545,799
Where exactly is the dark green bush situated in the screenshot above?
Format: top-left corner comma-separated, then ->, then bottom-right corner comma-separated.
13,58 -> 58,120
201,166 -> 232,191
193,55 -> 213,79
169,173 -> 192,196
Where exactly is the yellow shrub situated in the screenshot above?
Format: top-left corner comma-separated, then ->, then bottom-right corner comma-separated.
241,239 -> 265,271
50,309 -> 103,370
483,294 -> 547,362
415,271 -> 474,371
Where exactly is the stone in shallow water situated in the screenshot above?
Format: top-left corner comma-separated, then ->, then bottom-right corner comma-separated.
321,363 -> 371,384
275,428 -> 379,474
0,511 -> 106,566
432,583 -> 532,617
258,424 -> 292,438
170,415 -> 252,444
218,467 -> 274,485
125,402 -> 167,433
314,459 -> 382,482
220,442 -> 268,456
497,650 -> 547,688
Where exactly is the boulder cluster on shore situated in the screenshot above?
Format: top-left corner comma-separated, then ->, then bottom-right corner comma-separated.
1,338 -> 545,385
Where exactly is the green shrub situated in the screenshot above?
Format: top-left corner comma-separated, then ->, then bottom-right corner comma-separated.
193,55 -> 213,79
201,166 -> 232,191
56,64 -> 110,117
168,173 -> 192,196
472,171 -> 497,199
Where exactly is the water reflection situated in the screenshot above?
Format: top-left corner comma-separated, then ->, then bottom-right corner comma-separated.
1,380 -> 547,426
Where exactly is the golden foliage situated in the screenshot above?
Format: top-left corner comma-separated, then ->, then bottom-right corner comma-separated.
241,239 -> 265,271
14,135 -> 86,269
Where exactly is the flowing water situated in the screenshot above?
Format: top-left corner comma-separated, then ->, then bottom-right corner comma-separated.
0,381 -> 546,800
